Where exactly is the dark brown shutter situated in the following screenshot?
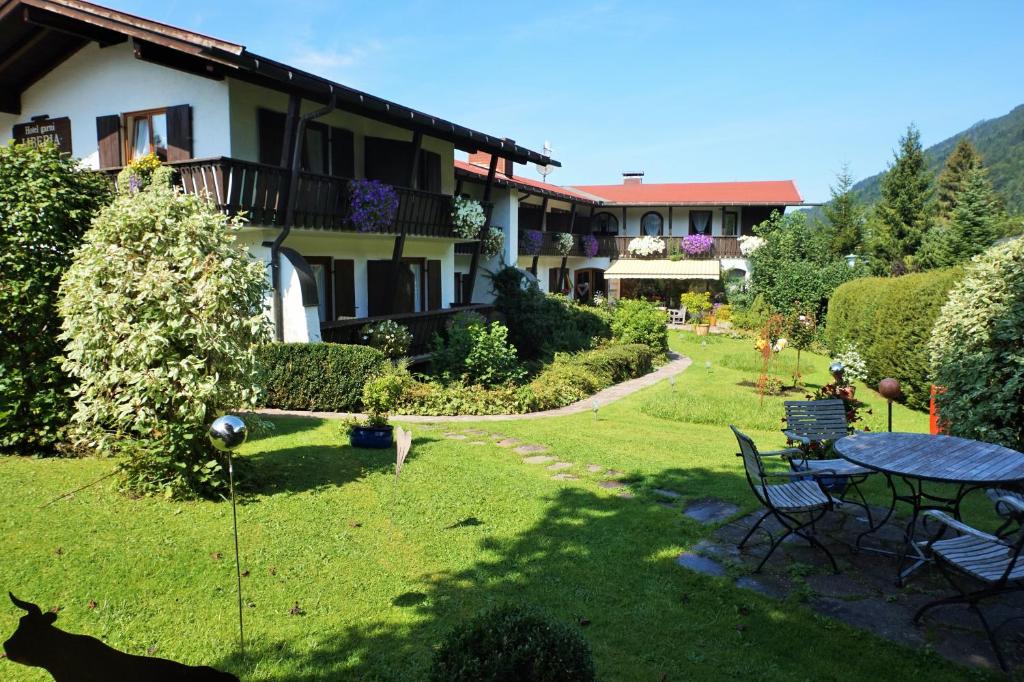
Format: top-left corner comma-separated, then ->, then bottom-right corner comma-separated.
257,108 -> 285,166
330,127 -> 354,178
454,272 -> 463,305
366,260 -> 392,316
165,104 -> 192,162
364,136 -> 413,187
419,150 -> 442,193
427,260 -> 442,310
333,259 -> 355,317
548,267 -> 562,293
95,114 -> 122,168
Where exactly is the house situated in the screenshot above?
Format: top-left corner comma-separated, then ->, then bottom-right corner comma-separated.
0,0 -> 557,353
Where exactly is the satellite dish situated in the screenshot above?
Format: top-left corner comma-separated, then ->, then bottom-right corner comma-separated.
535,140 -> 555,181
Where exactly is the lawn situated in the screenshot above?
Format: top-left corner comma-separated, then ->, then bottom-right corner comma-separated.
0,332 -> 992,680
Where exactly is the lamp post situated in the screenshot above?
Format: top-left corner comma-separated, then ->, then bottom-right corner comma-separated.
829,361 -> 845,386
209,415 -> 248,656
878,378 -> 902,432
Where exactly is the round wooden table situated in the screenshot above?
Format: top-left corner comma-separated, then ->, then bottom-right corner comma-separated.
835,431 -> 1024,584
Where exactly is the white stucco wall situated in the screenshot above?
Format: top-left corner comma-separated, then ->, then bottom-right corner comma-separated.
0,42 -> 231,167
601,205 -> 744,238
247,243 -> 321,342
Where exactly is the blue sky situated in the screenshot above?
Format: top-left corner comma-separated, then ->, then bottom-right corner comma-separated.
106,0 -> 1024,201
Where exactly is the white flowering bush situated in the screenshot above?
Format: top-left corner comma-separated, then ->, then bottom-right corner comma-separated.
738,235 -> 765,256
361,319 -> 413,359
627,235 -> 665,257
451,196 -> 487,239
553,232 -> 575,256
832,344 -> 868,383
482,226 -> 504,259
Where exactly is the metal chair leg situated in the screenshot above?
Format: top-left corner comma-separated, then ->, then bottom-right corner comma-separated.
738,510 -> 771,549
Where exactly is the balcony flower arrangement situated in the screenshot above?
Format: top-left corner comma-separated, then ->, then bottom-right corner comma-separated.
522,229 -> 544,256
627,235 -> 665,257
738,235 -> 765,256
553,232 -> 575,257
451,196 -> 487,239
482,226 -> 504,259
348,178 -> 399,233
582,234 -> 599,258
681,233 -> 714,256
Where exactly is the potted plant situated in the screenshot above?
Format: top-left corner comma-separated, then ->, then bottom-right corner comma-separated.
348,178 -> 400,233
349,363 -> 408,448
679,291 -> 712,335
451,195 -> 487,239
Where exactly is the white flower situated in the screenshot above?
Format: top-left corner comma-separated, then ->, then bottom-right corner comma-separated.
773,338 -> 788,352
627,235 -> 665,257
737,235 -> 765,256
451,196 -> 487,239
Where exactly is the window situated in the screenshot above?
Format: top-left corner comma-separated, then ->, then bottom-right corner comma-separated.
723,211 -> 739,237
124,109 -> 167,161
640,211 -> 663,236
591,212 -> 619,235
689,210 -> 712,235
258,109 -> 354,177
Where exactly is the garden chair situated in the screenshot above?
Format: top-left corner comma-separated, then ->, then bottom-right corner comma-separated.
783,399 -> 877,526
914,494 -> 1024,671
986,488 -> 1024,538
730,425 -> 841,574
668,307 -> 686,325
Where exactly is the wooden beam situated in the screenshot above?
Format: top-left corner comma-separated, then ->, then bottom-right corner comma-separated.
0,91 -> 19,115
568,202 -> 577,234
668,206 -> 673,236
0,28 -> 53,74
463,154 -> 499,304
622,206 -> 627,235
407,130 -> 423,189
280,94 -> 301,168
540,196 -> 550,232
454,177 -> 463,196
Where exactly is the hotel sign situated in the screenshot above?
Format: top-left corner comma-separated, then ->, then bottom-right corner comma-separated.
13,116 -> 72,154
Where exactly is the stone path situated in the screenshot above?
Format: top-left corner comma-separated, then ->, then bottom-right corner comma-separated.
675,503 -> 1024,672
255,353 -> 692,424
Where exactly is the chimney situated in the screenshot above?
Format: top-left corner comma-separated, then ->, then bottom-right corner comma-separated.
468,151 -> 513,179
622,171 -> 644,185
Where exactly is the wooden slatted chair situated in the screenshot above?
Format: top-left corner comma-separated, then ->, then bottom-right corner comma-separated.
986,488 -> 1024,538
783,399 -> 877,526
914,495 -> 1024,671
731,425 -> 841,574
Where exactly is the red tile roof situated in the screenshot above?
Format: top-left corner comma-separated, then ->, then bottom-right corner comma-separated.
570,180 -> 803,206
454,160 -> 598,204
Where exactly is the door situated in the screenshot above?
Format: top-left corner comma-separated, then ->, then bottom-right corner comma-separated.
575,268 -> 606,303
305,256 -> 332,322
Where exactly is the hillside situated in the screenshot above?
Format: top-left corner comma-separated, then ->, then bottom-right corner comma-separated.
851,104 -> 1024,214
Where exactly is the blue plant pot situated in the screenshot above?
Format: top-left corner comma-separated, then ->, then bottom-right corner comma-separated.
349,425 -> 393,449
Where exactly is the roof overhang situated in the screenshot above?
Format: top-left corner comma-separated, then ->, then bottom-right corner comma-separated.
0,0 -> 559,166
454,161 -> 598,206
604,259 -> 720,280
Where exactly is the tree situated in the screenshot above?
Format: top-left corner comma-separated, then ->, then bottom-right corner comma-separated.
918,166 -> 1004,268
58,162 -> 269,498
868,124 -> 934,273
0,142 -> 109,454
822,164 -> 865,258
936,138 -> 983,219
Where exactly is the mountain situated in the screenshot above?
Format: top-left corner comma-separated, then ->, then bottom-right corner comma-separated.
849,104 -> 1024,214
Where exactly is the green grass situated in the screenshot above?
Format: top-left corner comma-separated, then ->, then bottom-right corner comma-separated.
0,332 -> 994,680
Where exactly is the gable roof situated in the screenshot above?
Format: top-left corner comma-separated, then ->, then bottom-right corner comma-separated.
454,160 -> 598,204
571,180 -> 803,206
0,0 -> 558,166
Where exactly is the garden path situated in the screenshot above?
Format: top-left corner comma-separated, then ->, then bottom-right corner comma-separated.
256,352 -> 692,423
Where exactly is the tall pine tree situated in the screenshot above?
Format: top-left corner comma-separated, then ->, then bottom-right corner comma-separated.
823,164 -> 865,257
868,124 -> 934,274
918,165 -> 1003,268
936,138 -> 983,219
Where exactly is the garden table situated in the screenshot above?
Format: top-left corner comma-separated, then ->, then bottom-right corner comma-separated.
834,431 -> 1024,585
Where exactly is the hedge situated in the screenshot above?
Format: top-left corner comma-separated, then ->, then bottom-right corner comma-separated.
256,343 -> 387,411
825,269 -> 961,409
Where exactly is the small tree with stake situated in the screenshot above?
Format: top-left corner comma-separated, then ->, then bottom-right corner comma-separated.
786,304 -> 817,387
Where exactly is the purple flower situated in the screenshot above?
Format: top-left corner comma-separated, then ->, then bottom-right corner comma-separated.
681,233 -> 714,256
348,179 -> 399,233
582,234 -> 599,258
523,229 -> 544,256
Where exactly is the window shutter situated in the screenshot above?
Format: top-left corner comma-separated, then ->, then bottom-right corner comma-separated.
548,267 -> 562,293
165,104 -> 192,162
330,127 -> 354,178
427,260 -> 442,310
366,260 -> 392,316
257,108 -> 286,166
95,114 -> 122,168
364,136 -> 413,187
332,259 -> 355,318
419,150 -> 442,193
454,272 -> 463,305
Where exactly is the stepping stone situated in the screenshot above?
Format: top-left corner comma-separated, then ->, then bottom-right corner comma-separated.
676,552 -> 726,577
683,499 -> 740,525
468,441 -> 486,446
445,433 -> 467,440
618,492 -> 636,499
523,455 -> 556,465
599,480 -> 625,490
652,488 -> 682,500
552,473 -> 579,481
514,444 -> 549,454
606,469 -> 624,478
735,575 -> 788,599
464,429 -> 488,436
546,462 -> 572,471
489,434 -> 507,441
586,465 -> 604,473
496,439 -> 520,448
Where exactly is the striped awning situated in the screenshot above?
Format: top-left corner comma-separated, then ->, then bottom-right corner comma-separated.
604,259 -> 720,280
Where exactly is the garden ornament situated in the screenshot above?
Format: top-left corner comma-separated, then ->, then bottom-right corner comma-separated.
878,378 -> 901,432
208,415 -> 247,656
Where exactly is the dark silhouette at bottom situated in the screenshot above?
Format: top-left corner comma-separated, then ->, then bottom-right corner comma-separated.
4,593 -> 239,681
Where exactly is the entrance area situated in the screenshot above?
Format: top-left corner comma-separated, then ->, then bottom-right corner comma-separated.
574,268 -> 606,303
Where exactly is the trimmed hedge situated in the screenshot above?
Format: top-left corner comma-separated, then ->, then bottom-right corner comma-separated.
256,343 -> 387,411
825,269 -> 961,409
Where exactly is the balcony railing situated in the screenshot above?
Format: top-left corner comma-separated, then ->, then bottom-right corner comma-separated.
517,231 -> 617,258
320,304 -> 495,356
515,232 -> 742,259
107,157 -> 461,239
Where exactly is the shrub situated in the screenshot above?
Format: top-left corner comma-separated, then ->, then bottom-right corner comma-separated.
831,344 -> 868,383
361,319 -> 412,359
825,269 -> 961,409
362,361 -> 410,427
430,603 -> 595,682
610,299 -> 668,352
431,313 -> 525,386
257,343 -> 387,411
679,292 -> 712,323
396,380 -> 533,416
0,142 -> 110,454
58,164 -> 268,498
481,226 -> 504,259
930,239 -> 1024,450
731,294 -> 772,331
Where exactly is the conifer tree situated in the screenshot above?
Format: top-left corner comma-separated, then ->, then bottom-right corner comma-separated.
823,164 -> 865,258
936,138 -> 983,219
948,166 -> 1002,259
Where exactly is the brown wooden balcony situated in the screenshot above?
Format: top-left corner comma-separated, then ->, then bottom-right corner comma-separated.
106,156 -> 461,239
319,304 -> 495,355
596,235 -> 742,259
